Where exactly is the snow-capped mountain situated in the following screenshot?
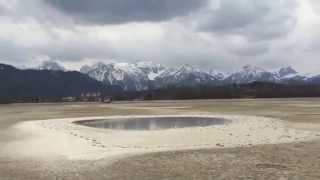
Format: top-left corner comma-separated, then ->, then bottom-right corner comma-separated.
136,61 -> 165,80
81,62 -> 226,90
225,65 -> 314,84
38,61 -> 66,71
2,61 -> 320,100
80,62 -> 151,91
208,70 -> 226,81
277,66 -> 309,82
80,62 -> 320,91
154,65 -> 222,88
278,66 -> 298,79
226,65 -> 278,84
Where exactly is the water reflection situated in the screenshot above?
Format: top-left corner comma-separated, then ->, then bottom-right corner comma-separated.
76,117 -> 228,131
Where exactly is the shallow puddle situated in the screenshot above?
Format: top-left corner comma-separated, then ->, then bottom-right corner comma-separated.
75,117 -> 228,131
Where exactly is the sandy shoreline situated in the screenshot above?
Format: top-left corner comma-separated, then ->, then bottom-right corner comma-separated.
3,115 -> 320,161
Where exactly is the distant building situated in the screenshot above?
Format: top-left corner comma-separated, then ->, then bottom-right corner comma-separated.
10,97 -> 61,103
7,92 -> 113,104
62,97 -> 76,102
102,97 -> 113,103
80,92 -> 112,103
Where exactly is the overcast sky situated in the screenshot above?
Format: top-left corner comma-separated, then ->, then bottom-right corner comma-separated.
0,0 -> 319,73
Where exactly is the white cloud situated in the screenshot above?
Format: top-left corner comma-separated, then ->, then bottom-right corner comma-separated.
0,0 -> 319,74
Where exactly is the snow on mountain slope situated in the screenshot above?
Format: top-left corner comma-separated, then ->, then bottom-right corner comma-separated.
226,65 -> 279,84
80,62 -> 320,91
154,65 -> 221,88
80,62 -> 150,91
226,65 -> 315,84
80,62 -> 224,90
136,61 -> 165,80
276,66 -> 312,84
80,62 -> 110,82
278,66 -> 298,79
208,70 -> 226,81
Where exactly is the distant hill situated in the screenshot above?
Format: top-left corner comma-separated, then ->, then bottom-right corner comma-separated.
0,63 -> 119,101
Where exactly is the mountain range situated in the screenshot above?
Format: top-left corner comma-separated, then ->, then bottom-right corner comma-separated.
78,61 -> 319,91
1,61 -> 320,101
21,60 -> 320,91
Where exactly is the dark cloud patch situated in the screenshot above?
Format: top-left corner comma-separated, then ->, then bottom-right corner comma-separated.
198,0 -> 297,41
45,0 -> 207,24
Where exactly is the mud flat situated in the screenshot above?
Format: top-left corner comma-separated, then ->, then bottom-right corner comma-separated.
4,114 -> 320,161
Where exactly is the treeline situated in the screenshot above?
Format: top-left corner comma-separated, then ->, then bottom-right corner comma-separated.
139,82 -> 320,100
3,81 -> 320,103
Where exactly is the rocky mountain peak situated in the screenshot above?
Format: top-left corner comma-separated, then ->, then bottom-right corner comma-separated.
278,66 -> 298,78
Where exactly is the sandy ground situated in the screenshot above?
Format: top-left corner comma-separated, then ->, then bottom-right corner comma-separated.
3,115 -> 320,161
1,99 -> 320,179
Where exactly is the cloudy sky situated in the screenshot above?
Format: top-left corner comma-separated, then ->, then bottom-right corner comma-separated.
0,0 -> 319,73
